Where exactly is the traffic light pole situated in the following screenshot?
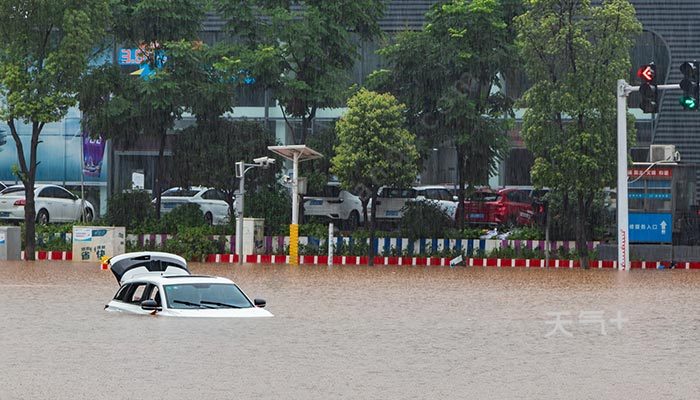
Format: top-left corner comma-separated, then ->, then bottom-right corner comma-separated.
617,80 -> 679,271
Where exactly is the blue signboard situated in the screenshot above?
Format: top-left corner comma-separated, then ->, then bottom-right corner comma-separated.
629,213 -> 672,243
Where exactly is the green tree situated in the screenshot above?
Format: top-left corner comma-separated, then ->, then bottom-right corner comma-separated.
371,0 -> 519,228
0,0 -> 109,259
331,89 -> 419,265
80,0 -> 232,218
515,0 -> 641,267
216,0 -> 385,144
170,119 -> 279,217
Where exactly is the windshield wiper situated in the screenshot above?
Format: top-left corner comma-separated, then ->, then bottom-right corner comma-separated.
173,300 -> 214,309
200,300 -> 245,309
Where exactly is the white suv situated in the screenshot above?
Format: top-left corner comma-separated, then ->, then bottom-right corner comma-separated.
413,185 -> 459,221
371,186 -> 458,224
303,182 -> 364,229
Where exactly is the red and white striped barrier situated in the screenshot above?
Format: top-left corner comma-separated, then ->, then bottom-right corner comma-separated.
21,251 -> 72,261
18,251 -> 700,270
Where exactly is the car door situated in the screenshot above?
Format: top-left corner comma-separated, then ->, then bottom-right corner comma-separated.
201,189 -> 230,224
56,186 -> 81,221
37,187 -> 66,222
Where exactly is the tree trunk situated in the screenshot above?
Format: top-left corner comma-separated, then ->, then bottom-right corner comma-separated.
576,193 -> 589,269
153,129 -> 167,220
369,192 -> 377,266
361,198 -> 369,229
8,119 -> 41,261
456,144 -> 466,230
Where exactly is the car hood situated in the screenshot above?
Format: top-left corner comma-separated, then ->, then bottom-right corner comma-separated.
160,307 -> 273,318
108,252 -> 190,284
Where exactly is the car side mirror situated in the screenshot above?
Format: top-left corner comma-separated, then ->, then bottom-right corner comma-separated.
254,298 -> 266,308
415,195 -> 426,201
140,299 -> 161,311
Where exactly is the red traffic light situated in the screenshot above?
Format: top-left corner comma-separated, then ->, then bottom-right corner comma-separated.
637,64 -> 655,82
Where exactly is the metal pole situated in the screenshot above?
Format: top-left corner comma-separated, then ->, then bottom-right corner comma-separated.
80,132 -> 86,222
292,152 -> 299,224
328,222 -> 334,265
617,80 -> 630,271
289,152 -> 300,265
236,165 -> 245,265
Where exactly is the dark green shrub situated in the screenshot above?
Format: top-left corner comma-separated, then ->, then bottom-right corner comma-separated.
400,201 -> 453,240
163,226 -> 224,261
161,203 -> 206,233
244,185 -> 291,235
105,191 -> 156,230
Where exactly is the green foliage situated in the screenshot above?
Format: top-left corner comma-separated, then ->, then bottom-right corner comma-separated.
244,185 -> 291,235
215,0 -> 384,144
332,89 -> 419,201
507,226 -> 544,240
515,0 -> 641,254
162,226 -> 224,261
0,0 -> 110,258
299,223 -> 329,240
375,0 -> 516,206
400,201 -> 453,240
161,203 -> 206,234
170,119 -> 279,214
105,191 -> 156,231
80,2 -> 232,215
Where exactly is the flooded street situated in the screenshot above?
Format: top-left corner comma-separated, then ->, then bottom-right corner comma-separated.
1,261 -> 699,399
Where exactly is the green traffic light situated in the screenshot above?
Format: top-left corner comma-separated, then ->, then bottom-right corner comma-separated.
680,96 -> 698,110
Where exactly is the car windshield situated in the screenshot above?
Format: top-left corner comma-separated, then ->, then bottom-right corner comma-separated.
467,192 -> 500,202
163,283 -> 253,309
162,188 -> 199,197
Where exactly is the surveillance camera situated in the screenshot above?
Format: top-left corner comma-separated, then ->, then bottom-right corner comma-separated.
253,156 -> 275,166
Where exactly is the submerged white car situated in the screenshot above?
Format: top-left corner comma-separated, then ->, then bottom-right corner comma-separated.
104,252 -> 272,318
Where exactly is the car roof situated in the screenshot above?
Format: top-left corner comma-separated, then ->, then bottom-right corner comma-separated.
123,274 -> 235,286
413,185 -> 450,190
162,186 -> 210,194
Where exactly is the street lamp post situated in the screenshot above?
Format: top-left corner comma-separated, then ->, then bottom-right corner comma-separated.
235,157 -> 275,264
267,145 -> 323,265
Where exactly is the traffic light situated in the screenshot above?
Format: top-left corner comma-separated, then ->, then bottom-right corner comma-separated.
637,63 -> 657,113
680,61 -> 699,110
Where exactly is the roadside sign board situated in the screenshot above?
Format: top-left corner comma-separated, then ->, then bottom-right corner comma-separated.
629,213 -> 672,243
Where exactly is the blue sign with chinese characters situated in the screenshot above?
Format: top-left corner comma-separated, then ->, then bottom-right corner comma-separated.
629,213 -> 672,243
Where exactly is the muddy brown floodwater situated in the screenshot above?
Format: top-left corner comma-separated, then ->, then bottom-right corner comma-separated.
1,261 -> 699,399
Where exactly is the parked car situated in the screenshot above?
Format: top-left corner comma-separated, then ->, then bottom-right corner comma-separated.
303,182 -> 364,229
413,185 -> 459,220
157,186 -> 231,225
461,188 -> 534,226
370,187 -> 418,222
0,184 -> 95,224
104,252 -> 272,318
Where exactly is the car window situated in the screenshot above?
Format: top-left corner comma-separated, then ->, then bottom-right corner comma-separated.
164,283 -> 253,309
114,284 -> 131,301
381,188 -> 416,198
162,188 -> 198,197
128,283 -> 148,304
1,187 -> 25,195
56,187 -> 76,200
468,192 -> 499,202
202,189 -> 223,200
506,191 -> 520,202
38,187 -> 52,198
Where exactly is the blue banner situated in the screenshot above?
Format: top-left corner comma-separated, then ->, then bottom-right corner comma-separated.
629,213 -> 672,243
